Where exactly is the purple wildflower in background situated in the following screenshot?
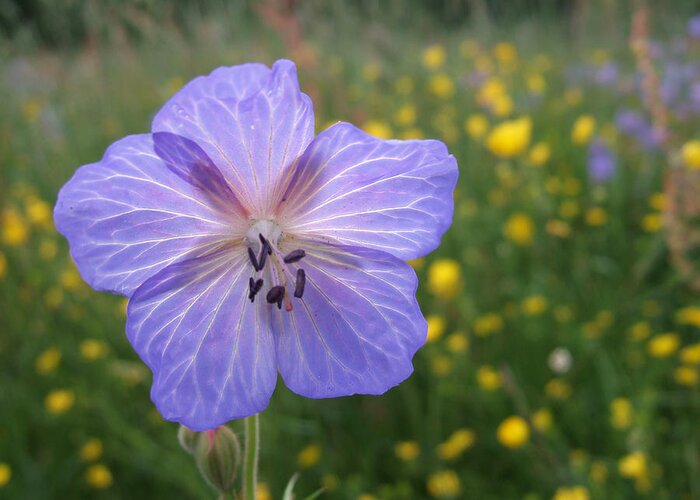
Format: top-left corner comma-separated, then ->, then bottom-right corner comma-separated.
614,109 -> 660,151
688,15 -> 700,39
587,137 -> 616,182
53,60 -> 458,430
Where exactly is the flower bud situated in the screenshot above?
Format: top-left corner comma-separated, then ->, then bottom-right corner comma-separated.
177,425 -> 198,454
194,425 -> 241,494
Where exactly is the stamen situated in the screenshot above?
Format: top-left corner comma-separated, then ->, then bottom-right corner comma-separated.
258,234 -> 273,255
294,269 -> 306,298
258,241 -> 270,270
248,277 -> 264,302
266,285 -> 285,309
247,247 -> 260,271
283,249 -> 306,264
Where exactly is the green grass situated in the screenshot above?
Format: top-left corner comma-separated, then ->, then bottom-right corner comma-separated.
2,5 -> 700,499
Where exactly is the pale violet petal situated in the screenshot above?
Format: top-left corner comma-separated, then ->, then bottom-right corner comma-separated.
279,122 -> 458,260
54,134 -> 237,296
127,248 -> 277,431
152,59 -> 315,215
274,243 -> 426,398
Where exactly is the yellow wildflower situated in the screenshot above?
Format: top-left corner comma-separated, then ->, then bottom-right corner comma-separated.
25,196 -> 52,229
362,63 -> 381,82
2,208 -> 28,246
552,486 -> 590,500
680,343 -> 700,364
648,192 -> 666,211
496,416 -> 530,449
491,94 -> 513,117
427,470 -> 461,498
546,219 -> 571,238
394,441 -> 420,461
85,464 -> 113,489
585,207 -> 607,226
527,74 -> 546,94
571,115 -> 596,145
363,120 -> 392,139
610,398 -> 633,430
60,267 -> 84,291
297,444 -> 321,469
35,347 -> 61,375
493,42 -> 517,64
618,451 -> 647,479
590,461 -> 608,484
546,379 -> 572,400
427,315 -> 446,343
394,104 -> 416,127
676,306 -> 700,328
446,332 -> 469,353
436,428 -> 475,460
39,239 -> 58,260
257,483 -> 272,500
427,259 -> 462,299
422,44 -> 446,69
532,408 -> 553,431
473,313 -> 504,337
628,321 -> 651,341
504,213 -> 534,246
528,142 -> 550,166
681,140 -> 700,170
80,438 -> 103,462
478,78 -> 507,105
80,339 -> 108,361
45,389 -> 75,414
642,213 -> 662,232
559,200 -> 580,219
429,74 -> 455,99
464,114 -> 489,140
477,365 -> 501,391
0,463 -> 10,487
675,366 -> 698,386
431,355 -> 453,377
0,252 -> 6,279
486,117 -> 532,158
407,258 -> 424,270
522,295 -> 548,315
647,333 -> 680,358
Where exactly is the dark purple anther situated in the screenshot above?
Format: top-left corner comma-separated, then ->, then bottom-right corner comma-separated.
283,249 -> 306,264
266,285 -> 285,309
258,234 -> 273,255
248,278 -> 264,302
247,247 -> 260,271
294,269 -> 306,298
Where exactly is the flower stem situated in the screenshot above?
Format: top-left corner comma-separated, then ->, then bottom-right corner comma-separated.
243,413 -> 260,500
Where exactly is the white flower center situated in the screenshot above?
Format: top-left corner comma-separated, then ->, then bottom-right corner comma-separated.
245,219 -> 282,254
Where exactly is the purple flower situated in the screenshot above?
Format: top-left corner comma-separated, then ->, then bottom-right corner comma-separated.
689,15 -> 700,39
53,60 -> 458,430
587,137 -> 616,183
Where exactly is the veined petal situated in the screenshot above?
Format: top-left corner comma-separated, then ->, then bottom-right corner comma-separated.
54,134 -> 238,296
152,59 -> 315,216
274,243 -> 426,398
127,248 -> 277,431
279,122 -> 458,260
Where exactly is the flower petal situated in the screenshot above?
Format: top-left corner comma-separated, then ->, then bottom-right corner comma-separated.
54,134 -> 237,296
152,59 -> 315,215
274,243 -> 426,398
127,248 -> 277,430
280,122 -> 458,260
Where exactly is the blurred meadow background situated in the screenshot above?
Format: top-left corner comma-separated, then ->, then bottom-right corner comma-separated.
3,0 -> 700,498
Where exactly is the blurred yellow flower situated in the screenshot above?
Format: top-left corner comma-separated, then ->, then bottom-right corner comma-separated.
473,313 -> 504,337
22,98 -> 43,123
394,440 -> 420,461
427,259 -> 462,299
676,306 -> 700,328
528,142 -> 550,166
559,200 -> 579,219
401,127 -> 425,140
80,438 -> 103,462
407,257 -> 425,270
422,44 -> 446,69
552,485 -> 590,500
60,267 -> 84,291
486,117 -> 532,158
545,379 -> 572,400
80,339 -> 108,361
446,332 -> 469,353
491,94 -> 514,117
362,63 -> 381,82
2,209 -> 28,246
522,295 -> 548,315
363,120 -> 392,139
618,451 -> 647,479
427,470 -> 461,498
39,239 -> 58,260
464,114 -> 489,140
0,252 -> 6,279
681,140 -> 700,170
85,464 -> 113,489
532,408 -> 553,431
436,428 -> 475,460
477,365 -> 501,391
394,104 -> 416,127
585,207 -> 607,226
459,39 -> 479,58
648,192 -> 666,211
647,333 -> 680,358
297,443 -> 321,469
431,355 -> 454,377
0,463 -> 10,488
493,42 -> 517,64
675,366 -> 698,386
680,343 -> 700,364
45,389 -> 75,414
257,483 -> 272,500
25,196 -> 52,229
35,347 -> 61,375
504,213 -> 534,246
478,78 -> 507,105
562,178 -> 581,196
427,315 -> 446,343
429,74 -> 455,99
564,88 -> 583,106
571,115 -> 596,145
589,460 -> 608,484
610,398 -> 633,430
642,213 -> 662,232
628,321 -> 651,341
553,305 -> 573,323
44,287 -> 64,309
497,416 -> 530,449
527,74 -> 546,94
546,219 -> 571,238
